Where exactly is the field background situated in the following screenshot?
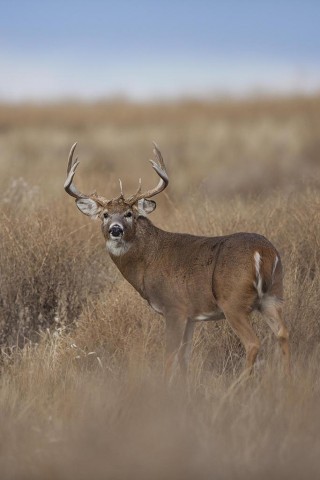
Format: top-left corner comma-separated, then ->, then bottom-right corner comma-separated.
1,95 -> 320,478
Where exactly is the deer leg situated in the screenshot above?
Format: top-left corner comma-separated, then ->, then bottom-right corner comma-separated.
261,298 -> 290,374
164,316 -> 194,383
223,308 -> 261,375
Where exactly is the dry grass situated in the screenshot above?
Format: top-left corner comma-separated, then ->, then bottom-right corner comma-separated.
0,96 -> 320,478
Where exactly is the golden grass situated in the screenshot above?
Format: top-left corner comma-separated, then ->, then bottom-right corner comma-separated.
0,96 -> 320,478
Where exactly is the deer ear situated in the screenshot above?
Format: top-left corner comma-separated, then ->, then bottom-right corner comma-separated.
76,198 -> 102,219
137,199 -> 156,215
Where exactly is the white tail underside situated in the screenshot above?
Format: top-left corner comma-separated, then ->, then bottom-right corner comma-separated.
253,251 -> 263,299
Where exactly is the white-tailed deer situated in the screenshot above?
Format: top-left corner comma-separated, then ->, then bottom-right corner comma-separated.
65,143 -> 290,379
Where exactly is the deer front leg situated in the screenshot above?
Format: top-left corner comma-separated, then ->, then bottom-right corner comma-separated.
164,316 -> 195,383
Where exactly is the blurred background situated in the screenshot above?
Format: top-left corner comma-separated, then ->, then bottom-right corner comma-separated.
2,0 -> 320,101
1,0 -> 320,204
2,4 -> 320,477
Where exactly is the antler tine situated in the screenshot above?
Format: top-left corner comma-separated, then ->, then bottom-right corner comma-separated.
64,143 -> 89,200
66,142 -> 78,174
119,178 -> 124,196
152,141 -> 166,169
113,178 -> 125,201
133,178 -> 142,196
128,144 -> 169,204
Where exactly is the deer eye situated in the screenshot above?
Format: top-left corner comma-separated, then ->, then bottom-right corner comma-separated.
125,211 -> 132,218
103,212 -> 109,219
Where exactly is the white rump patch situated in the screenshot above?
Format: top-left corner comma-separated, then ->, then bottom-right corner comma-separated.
253,251 -> 263,299
272,255 -> 279,282
106,240 -> 132,257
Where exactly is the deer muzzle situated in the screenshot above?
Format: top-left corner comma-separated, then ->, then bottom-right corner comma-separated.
109,224 -> 124,238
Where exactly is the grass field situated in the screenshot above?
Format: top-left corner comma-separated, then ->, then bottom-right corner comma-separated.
1,95 -> 320,479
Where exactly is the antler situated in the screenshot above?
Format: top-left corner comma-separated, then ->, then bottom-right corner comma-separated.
64,142 -> 168,206
64,143 -> 91,200
128,142 -> 169,205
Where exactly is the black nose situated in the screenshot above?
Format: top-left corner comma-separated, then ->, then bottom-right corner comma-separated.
109,224 -> 123,237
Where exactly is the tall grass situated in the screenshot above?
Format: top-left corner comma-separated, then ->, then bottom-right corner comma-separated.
0,202 -> 113,348
0,96 -> 320,478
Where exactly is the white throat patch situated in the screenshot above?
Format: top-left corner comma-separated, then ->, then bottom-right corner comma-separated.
106,239 -> 132,257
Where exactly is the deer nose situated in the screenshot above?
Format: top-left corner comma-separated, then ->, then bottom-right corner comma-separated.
109,224 -> 124,238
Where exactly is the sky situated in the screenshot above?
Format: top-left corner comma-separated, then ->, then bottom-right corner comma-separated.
1,0 -> 320,101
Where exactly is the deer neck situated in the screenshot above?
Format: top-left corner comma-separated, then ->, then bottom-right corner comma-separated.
107,216 -> 161,297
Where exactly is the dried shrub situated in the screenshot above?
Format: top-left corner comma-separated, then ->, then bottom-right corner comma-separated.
0,201 -> 112,348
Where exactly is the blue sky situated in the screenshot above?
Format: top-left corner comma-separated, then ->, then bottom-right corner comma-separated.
1,0 -> 320,101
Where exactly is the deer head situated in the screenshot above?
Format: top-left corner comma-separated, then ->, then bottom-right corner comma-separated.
64,142 -> 169,251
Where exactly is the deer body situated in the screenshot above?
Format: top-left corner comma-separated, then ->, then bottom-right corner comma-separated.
65,143 -> 290,378
108,217 -> 274,319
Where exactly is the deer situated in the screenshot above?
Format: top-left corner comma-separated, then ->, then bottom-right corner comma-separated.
64,142 -> 290,380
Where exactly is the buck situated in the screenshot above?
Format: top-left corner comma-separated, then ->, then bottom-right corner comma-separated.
64,143 -> 290,378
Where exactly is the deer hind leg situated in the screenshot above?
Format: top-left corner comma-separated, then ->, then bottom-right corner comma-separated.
164,317 -> 195,383
261,297 -> 290,374
222,308 -> 261,375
